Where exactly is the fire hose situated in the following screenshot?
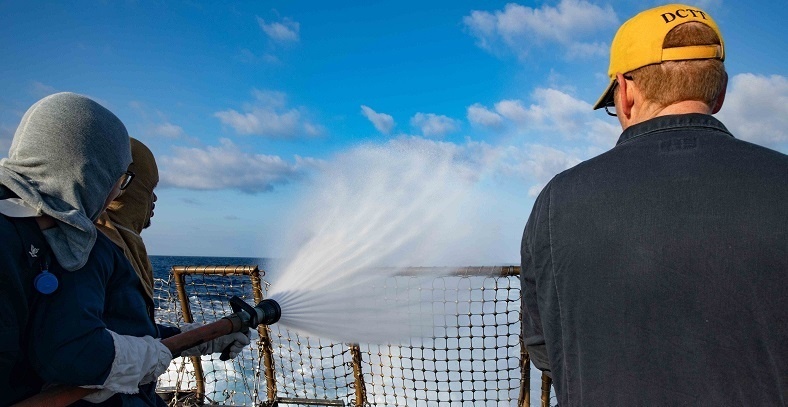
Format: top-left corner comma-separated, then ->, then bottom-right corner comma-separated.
12,296 -> 281,407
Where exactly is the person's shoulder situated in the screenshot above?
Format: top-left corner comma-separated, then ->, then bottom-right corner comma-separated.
93,230 -> 131,263
78,230 -> 130,273
527,153 -> 596,199
0,215 -> 32,254
730,138 -> 788,161
0,217 -> 22,271
720,136 -> 788,180
545,152 -> 607,189
93,229 -> 116,249
0,213 -> 17,235
529,158 -> 589,208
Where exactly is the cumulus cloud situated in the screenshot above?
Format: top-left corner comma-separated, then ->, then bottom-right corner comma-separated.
498,144 -> 583,197
470,87 -> 619,147
495,99 -> 540,123
463,0 -> 617,59
257,17 -> 300,42
388,135 -> 583,198
155,122 -> 185,138
159,138 -> 320,193
467,103 -> 504,128
361,105 -> 396,134
128,101 -> 192,141
716,73 -> 788,152
410,113 -> 461,138
215,89 -> 322,139
566,41 -> 609,60
388,135 -> 502,183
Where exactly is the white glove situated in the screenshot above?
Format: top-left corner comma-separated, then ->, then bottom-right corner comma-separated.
179,322 -> 252,360
80,330 -> 172,403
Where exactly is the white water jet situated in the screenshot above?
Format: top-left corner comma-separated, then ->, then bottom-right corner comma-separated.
266,138 -> 496,344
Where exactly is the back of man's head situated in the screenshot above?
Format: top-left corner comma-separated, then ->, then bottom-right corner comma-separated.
634,22 -> 726,108
593,4 -> 727,111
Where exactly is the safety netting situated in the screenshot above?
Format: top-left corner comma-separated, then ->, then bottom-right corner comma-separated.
153,265 -> 555,407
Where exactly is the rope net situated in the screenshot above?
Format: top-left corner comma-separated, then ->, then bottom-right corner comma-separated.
153,265 -> 554,407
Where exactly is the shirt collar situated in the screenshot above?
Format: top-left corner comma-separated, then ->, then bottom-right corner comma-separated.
616,114 -> 733,146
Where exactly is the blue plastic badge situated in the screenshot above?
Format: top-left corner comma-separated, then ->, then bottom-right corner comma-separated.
34,270 -> 58,294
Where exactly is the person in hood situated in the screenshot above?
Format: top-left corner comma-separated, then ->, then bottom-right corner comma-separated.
0,93 -> 248,406
95,137 -> 160,303
93,137 -> 253,403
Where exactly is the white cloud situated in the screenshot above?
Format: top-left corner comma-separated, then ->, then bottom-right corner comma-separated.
214,89 -> 322,138
583,119 -> 620,147
215,108 -> 297,135
463,0 -> 617,59
471,87 -> 620,147
128,101 -> 193,141
467,103 -> 504,128
716,73 -> 788,152
154,122 -> 184,138
495,99 -> 541,123
531,88 -> 593,132
463,10 -> 497,50
159,138 -> 318,193
387,135 -> 584,199
361,105 -> 396,134
566,41 -> 609,60
410,113 -> 461,138
388,135 -> 502,183
257,17 -> 300,42
303,123 -> 322,137
499,144 -> 582,193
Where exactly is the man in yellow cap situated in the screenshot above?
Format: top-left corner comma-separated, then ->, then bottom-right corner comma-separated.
520,4 -> 787,405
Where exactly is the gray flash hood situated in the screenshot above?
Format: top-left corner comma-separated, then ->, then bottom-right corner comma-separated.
0,92 -> 132,270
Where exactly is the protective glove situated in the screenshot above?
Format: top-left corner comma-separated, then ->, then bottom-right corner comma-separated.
80,330 -> 172,403
179,322 -> 252,360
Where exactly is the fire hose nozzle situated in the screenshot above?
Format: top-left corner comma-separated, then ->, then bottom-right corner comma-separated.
219,296 -> 281,361
225,296 -> 282,331
254,298 -> 282,326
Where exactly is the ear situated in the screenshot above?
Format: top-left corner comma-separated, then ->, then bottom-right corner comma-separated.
616,73 -> 635,119
711,72 -> 728,114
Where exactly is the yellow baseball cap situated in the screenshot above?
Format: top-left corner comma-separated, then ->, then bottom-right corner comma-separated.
592,4 -> 725,110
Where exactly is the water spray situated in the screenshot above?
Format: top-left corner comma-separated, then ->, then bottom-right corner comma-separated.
265,140 -> 488,344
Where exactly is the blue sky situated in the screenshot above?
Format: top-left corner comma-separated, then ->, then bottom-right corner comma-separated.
1,0 -> 786,260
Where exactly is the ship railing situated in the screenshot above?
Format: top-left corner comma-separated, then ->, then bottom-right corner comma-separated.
153,265 -> 554,407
